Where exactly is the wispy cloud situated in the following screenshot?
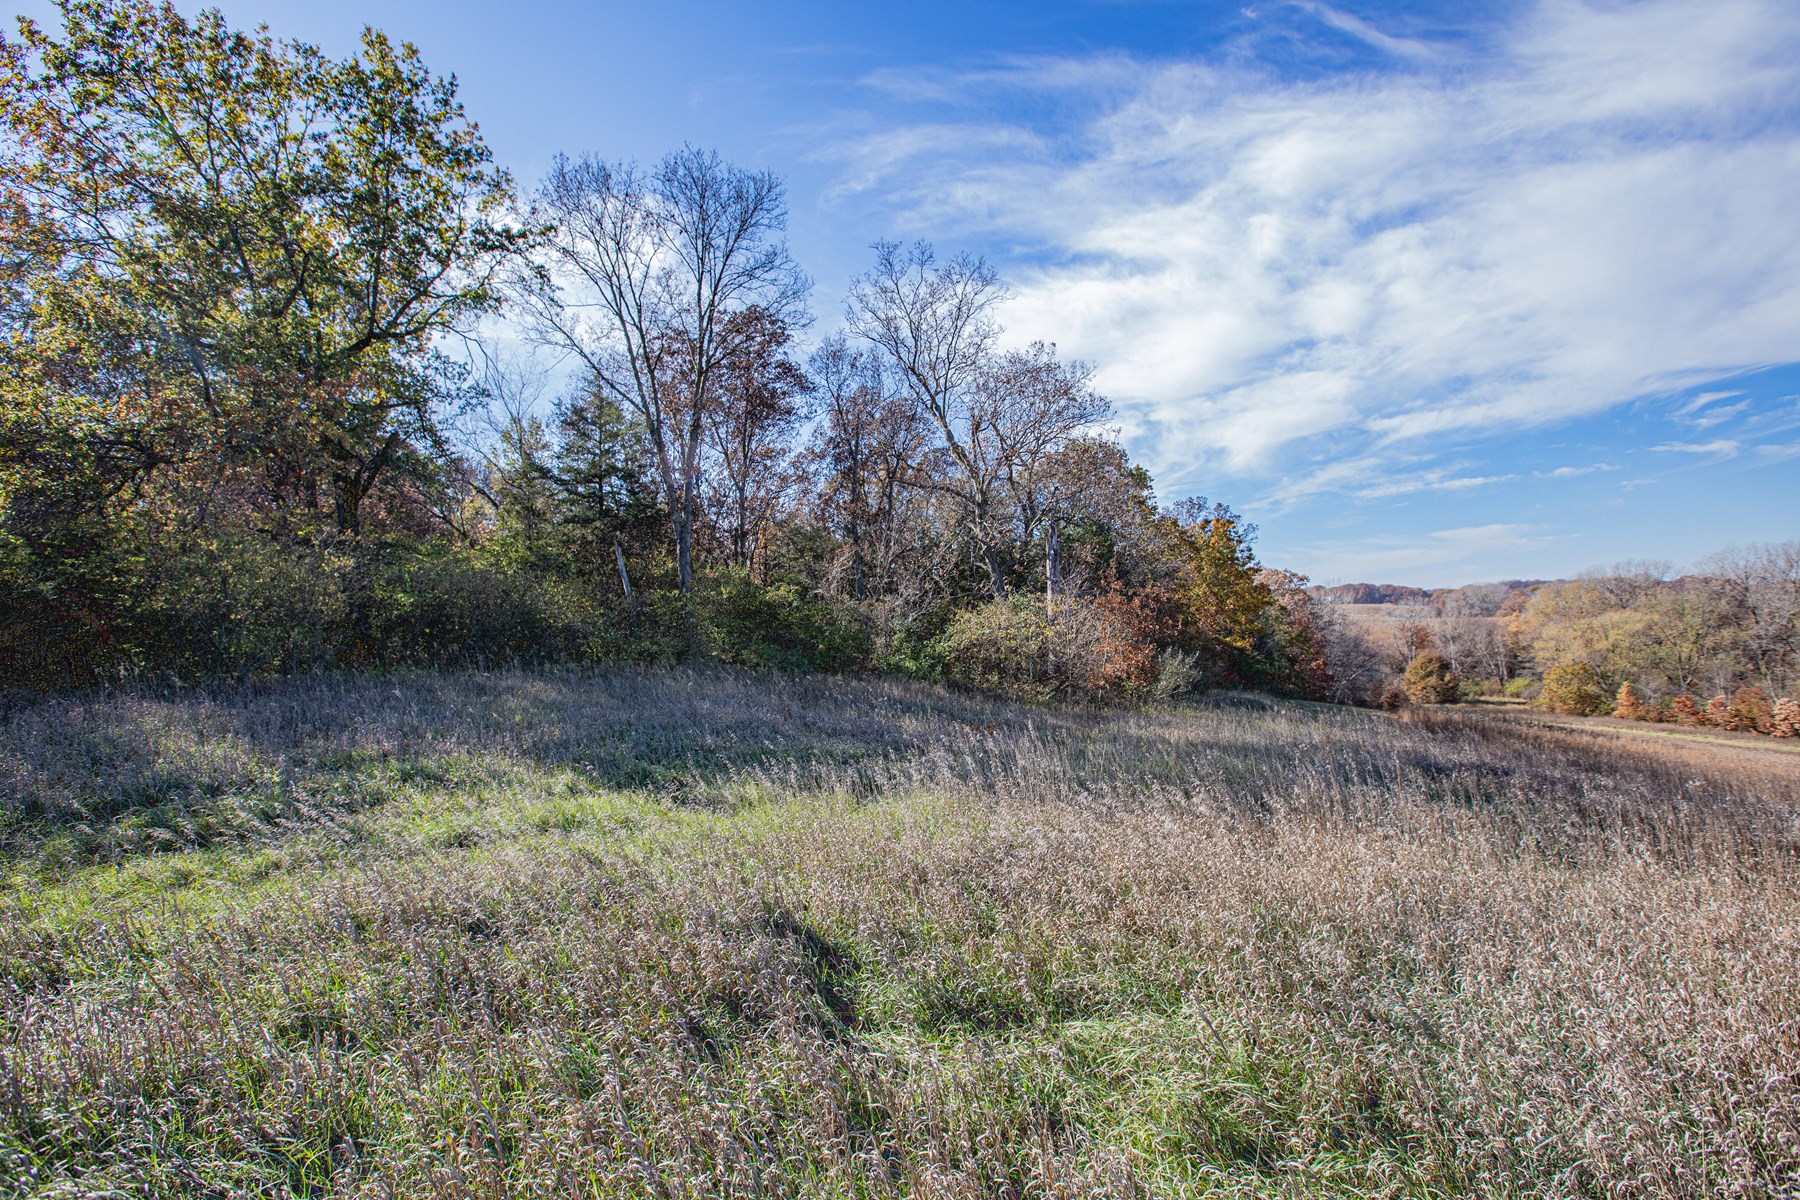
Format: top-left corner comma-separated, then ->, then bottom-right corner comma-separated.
1300,522 -> 1557,582
1688,400 -> 1752,428
1288,1 -> 1441,62
1754,441 -> 1800,463
1677,390 -> 1744,417
1356,473 -> 1517,499
818,0 -> 1800,498
1543,463 -> 1618,478
1652,440 -> 1742,456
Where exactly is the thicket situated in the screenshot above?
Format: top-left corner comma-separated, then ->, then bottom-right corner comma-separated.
0,0 -> 1329,706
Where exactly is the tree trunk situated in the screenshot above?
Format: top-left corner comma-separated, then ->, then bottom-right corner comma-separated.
984,544 -> 1008,600
673,476 -> 700,655
614,538 -> 635,602
673,503 -> 694,592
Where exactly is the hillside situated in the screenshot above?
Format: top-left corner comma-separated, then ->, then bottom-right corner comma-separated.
3,667 -> 1797,1197
1307,580 -> 1546,606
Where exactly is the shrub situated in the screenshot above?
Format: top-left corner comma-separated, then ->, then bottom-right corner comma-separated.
1150,647 -> 1207,700
1772,697 -> 1800,737
939,595 -> 1159,704
140,532 -> 353,677
695,571 -> 871,672
1725,685 -> 1774,734
1703,694 -> 1731,728
1378,682 -> 1411,711
875,615 -> 953,683
940,599 -> 1055,703
1667,693 -> 1703,726
1539,662 -> 1607,716
1612,682 -> 1647,721
1402,654 -> 1459,704
1458,678 -> 1501,701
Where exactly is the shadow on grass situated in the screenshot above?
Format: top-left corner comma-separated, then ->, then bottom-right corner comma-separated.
3,666 -> 1797,870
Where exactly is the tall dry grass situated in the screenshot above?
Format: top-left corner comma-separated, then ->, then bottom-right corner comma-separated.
1,668 -> 1797,1197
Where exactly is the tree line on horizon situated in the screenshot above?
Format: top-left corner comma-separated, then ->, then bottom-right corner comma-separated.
0,0 -> 1335,702
1317,549 -> 1800,734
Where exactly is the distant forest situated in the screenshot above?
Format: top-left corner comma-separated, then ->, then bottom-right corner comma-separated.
1315,553 -> 1800,735
1,2 -> 1794,728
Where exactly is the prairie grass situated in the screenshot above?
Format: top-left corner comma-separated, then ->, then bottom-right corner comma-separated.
1,668 -> 1797,1197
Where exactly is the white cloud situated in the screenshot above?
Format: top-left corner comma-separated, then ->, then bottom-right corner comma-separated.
1677,390 -> 1744,417
1754,441 -> 1800,463
1689,400 -> 1752,428
1355,473 -> 1518,499
1543,463 -> 1617,478
1289,1 -> 1442,62
820,0 -> 1800,496
1651,440 -> 1742,456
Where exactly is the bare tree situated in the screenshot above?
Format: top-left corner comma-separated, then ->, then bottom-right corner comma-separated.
1701,542 -> 1800,694
520,148 -> 807,592
846,241 -> 1011,595
988,344 -> 1112,603
1579,560 -> 1671,609
848,243 -> 1107,598
1313,599 -> 1387,704
805,335 -> 932,601
701,306 -> 810,576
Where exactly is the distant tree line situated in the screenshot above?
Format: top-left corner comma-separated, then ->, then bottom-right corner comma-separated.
1316,547 -> 1800,735
0,1 -> 1332,703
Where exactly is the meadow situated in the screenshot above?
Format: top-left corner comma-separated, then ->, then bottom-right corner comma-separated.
1,668 -> 1797,1198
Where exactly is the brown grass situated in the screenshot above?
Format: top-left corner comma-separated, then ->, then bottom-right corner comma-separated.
1,668 -> 1797,1197
1439,703 -> 1800,783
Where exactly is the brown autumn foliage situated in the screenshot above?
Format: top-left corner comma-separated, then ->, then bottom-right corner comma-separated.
1773,697 -> 1800,738
1727,685 -> 1775,734
1402,652 -> 1460,704
1612,681 -> 1647,720
1540,661 -> 1608,716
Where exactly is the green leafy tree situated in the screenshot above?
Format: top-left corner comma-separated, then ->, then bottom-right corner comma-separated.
0,0 -> 526,680
0,0 -> 526,540
1156,499 -> 1276,682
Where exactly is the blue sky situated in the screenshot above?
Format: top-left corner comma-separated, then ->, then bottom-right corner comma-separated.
19,0 -> 1799,585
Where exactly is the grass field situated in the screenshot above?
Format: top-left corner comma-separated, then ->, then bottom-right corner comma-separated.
1460,702 -> 1800,771
2,668 -> 1798,1198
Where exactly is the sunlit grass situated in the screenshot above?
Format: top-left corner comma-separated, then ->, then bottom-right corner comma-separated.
2,667 -> 1796,1197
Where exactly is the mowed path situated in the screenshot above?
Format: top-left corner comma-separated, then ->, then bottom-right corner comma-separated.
1436,701 -> 1800,784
